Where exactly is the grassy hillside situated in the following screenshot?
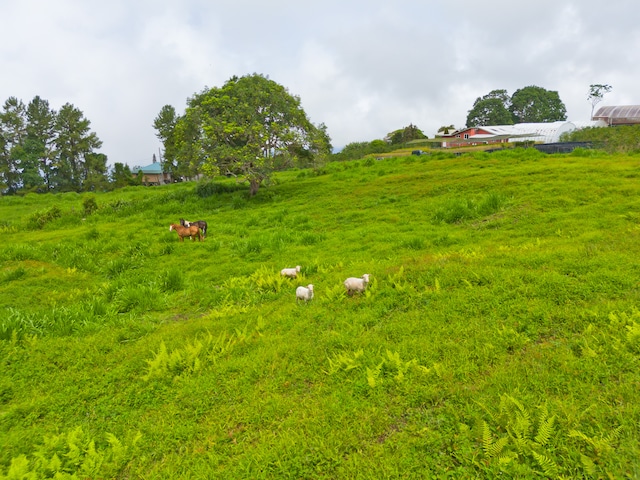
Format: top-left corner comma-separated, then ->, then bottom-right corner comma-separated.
1,149 -> 639,478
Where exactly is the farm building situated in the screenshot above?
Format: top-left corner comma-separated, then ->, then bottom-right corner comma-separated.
592,105 -> 640,126
132,161 -> 172,185
436,121 -> 606,148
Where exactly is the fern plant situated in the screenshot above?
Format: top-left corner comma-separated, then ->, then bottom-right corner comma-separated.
143,329 -> 250,381
249,266 -> 288,294
0,427 -> 140,479
325,349 -> 364,375
482,421 -> 509,459
480,395 -> 562,477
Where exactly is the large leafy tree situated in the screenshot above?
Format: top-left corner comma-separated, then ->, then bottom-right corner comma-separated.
509,86 -> 567,123
466,90 -> 513,127
165,74 -> 331,195
173,106 -> 205,180
385,124 -> 428,145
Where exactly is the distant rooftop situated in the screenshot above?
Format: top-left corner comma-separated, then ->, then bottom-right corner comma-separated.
446,121 -> 606,144
132,162 -> 163,174
593,105 -> 640,125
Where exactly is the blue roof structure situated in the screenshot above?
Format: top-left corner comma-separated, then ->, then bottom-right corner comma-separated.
133,162 -> 163,174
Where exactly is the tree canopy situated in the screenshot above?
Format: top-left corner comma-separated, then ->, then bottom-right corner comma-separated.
385,124 -> 427,145
0,96 -> 107,194
465,86 -> 567,127
509,86 -> 567,123
156,74 -> 332,195
437,124 -> 456,135
466,90 -> 514,127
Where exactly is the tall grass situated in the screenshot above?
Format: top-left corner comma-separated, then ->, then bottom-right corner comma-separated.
1,150 -> 639,478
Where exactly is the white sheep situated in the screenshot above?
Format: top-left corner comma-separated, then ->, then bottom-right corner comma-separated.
344,274 -> 370,296
281,265 -> 301,278
296,284 -> 314,302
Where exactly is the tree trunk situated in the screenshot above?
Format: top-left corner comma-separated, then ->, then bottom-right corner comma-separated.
249,178 -> 261,196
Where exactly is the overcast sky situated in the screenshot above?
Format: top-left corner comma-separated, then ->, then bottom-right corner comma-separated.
1,0 -> 638,167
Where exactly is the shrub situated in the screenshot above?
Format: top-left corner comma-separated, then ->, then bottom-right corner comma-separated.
195,180 -> 245,197
28,205 -> 62,229
83,197 -> 98,216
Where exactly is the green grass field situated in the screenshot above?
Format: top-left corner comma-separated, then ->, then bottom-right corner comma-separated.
1,148 -> 639,478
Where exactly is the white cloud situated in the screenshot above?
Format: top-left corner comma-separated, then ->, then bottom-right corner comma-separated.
1,0 -> 638,165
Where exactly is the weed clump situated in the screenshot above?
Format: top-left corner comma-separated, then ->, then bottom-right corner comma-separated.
28,205 -> 62,229
432,192 -> 507,224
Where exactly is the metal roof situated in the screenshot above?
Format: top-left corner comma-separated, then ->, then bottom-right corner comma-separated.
481,121 -> 605,143
132,162 -> 163,174
593,105 -> 640,125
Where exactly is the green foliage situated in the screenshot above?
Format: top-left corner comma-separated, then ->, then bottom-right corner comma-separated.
432,191 -> 507,223
249,266 -> 288,294
1,95 -> 108,194
479,396 -> 563,476
195,179 -> 246,197
0,427 -> 140,479
385,123 -> 428,145
588,83 -> 612,117
27,205 -> 62,229
466,94 -> 514,127
164,74 -> 331,196
465,86 -> 567,126
326,348 -> 430,389
333,139 -> 394,161
562,124 -> 640,153
510,85 -> 567,123
82,196 -> 98,216
0,266 -> 26,283
1,150 -> 640,478
160,267 -> 185,292
143,327 -> 259,382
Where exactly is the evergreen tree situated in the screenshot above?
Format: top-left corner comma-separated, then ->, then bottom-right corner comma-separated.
110,162 -> 137,188
52,103 -> 103,191
0,97 -> 27,194
153,105 -> 181,176
24,96 -> 56,192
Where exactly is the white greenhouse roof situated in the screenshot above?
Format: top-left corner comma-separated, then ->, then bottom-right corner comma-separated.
593,105 -> 640,124
476,121 -> 605,143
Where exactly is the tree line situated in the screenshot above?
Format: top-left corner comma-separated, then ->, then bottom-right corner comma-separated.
1,79 -> 618,196
337,85 -> 572,161
465,86 -> 567,127
0,96 -> 136,195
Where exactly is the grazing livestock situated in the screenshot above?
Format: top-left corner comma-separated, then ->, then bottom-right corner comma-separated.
180,218 -> 208,238
344,274 -> 370,296
281,266 -> 301,278
169,223 -> 203,242
296,284 -> 314,302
